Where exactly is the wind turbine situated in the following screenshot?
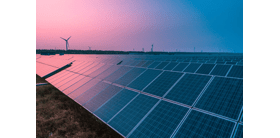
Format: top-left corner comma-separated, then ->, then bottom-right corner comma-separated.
88,46 -> 91,50
60,36 -> 71,50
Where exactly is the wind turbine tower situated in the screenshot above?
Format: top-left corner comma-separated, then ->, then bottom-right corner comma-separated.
88,46 -> 91,50
60,36 -> 71,50
151,44 -> 153,52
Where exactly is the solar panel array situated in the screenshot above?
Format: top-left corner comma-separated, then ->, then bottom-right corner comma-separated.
36,53 -> 243,138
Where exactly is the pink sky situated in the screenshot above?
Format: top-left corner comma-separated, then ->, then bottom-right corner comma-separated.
37,0 -> 243,52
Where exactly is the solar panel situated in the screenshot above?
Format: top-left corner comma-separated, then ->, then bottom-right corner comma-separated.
75,82 -> 110,105
135,61 -> 147,67
195,77 -> 243,119
62,76 -> 92,95
36,54 -> 243,138
94,89 -> 138,122
143,71 -> 183,97
164,74 -> 211,106
114,68 -> 146,86
195,64 -> 215,74
210,64 -> 231,76
95,65 -> 121,80
183,63 -> 201,73
174,110 -> 235,138
84,85 -> 123,112
129,101 -> 189,138
108,94 -> 159,136
130,60 -> 141,66
172,63 -> 189,71
104,66 -> 133,82
155,62 -> 169,69
227,65 -> 243,78
127,69 -> 162,91
68,79 -> 100,99
147,61 -> 161,68
88,64 -> 112,78
163,62 -> 178,70
141,61 -> 154,67
234,124 -> 243,138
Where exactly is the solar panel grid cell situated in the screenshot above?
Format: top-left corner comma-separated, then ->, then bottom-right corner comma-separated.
172,63 -> 189,72
163,62 -> 178,70
104,66 -> 133,82
210,64 -> 231,76
108,94 -> 159,136
164,74 -> 211,106
94,89 -> 138,122
195,77 -> 243,119
84,85 -> 123,113
174,110 -> 235,138
141,61 -> 154,67
227,65 -> 243,78
183,63 -> 201,73
114,68 -> 146,86
68,79 -> 100,99
75,82 -> 110,105
129,101 -> 189,138
143,71 -> 183,97
195,64 -> 215,74
127,69 -> 162,91
147,61 -> 161,68
155,62 -> 169,69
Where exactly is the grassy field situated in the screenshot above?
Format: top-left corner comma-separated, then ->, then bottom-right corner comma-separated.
36,75 -> 123,138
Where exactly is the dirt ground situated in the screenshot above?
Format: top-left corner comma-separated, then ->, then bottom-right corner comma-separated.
36,75 -> 123,138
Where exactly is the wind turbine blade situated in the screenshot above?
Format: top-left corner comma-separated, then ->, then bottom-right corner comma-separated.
67,36 -> 71,40
60,37 -> 66,41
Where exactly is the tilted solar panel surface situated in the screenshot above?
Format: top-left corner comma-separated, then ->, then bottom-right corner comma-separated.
36,53 -> 243,138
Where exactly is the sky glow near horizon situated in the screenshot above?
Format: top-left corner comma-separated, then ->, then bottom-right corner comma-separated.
36,0 -> 243,53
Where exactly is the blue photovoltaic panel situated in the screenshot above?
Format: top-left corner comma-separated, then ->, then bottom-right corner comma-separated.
172,63 -> 189,72
104,66 -> 133,82
135,61 -> 147,67
84,85 -> 123,113
164,74 -> 211,106
195,77 -> 243,119
227,65 -> 243,78
147,61 -> 161,68
155,62 -> 169,69
95,65 -> 121,80
226,61 -> 237,65
183,63 -> 201,73
130,61 -> 141,66
75,82 -> 110,105
234,124 -> 243,138
114,68 -> 146,86
127,69 -> 162,91
163,62 -> 178,70
210,64 -> 231,76
143,71 -> 183,97
108,94 -> 159,136
68,79 -> 100,99
174,110 -> 235,138
216,61 -> 225,64
94,89 -> 138,122
62,77 -> 92,95
195,64 -> 215,74
88,64 -> 112,78
129,101 -> 189,138
141,61 -> 154,67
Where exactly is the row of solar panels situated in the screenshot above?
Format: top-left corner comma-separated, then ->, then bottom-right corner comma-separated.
37,55 -> 243,138
37,54 -> 242,64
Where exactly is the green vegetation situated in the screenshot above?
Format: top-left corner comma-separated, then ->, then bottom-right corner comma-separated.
36,75 -> 123,138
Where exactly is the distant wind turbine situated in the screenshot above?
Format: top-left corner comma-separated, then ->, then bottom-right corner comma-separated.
88,46 -> 91,50
60,36 -> 71,50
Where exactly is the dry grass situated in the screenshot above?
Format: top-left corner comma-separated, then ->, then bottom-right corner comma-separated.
36,75 -> 123,138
